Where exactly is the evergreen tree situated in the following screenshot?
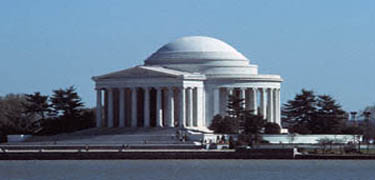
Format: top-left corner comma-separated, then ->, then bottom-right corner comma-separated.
46,86 -> 85,133
242,111 -> 266,144
226,94 -> 245,118
23,92 -> 50,120
50,86 -> 84,119
264,122 -> 281,134
209,115 -> 238,134
311,95 -> 347,134
282,89 -> 348,134
209,115 -> 225,133
242,112 -> 266,135
282,89 -> 317,133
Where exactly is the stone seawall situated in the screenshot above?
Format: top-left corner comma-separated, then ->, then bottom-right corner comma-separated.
2,151 -> 375,160
0,151 -> 296,160
1,146 -> 374,160
296,154 -> 375,160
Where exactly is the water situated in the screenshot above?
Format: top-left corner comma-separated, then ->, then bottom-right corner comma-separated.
0,160 -> 374,180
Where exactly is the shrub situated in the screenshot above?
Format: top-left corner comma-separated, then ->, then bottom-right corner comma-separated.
264,122 -> 281,134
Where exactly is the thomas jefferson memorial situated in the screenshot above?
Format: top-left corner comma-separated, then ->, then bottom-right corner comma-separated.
92,36 -> 283,131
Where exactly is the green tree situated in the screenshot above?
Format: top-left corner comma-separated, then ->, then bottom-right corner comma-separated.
282,89 -> 317,134
226,94 -> 245,118
310,95 -> 347,134
282,89 -> 348,134
40,86 -> 86,134
79,108 -> 96,129
50,86 -> 84,119
242,111 -> 266,144
288,123 -> 312,134
209,115 -> 238,134
23,92 -> 50,121
341,126 -> 363,135
264,122 -> 281,134
242,112 -> 266,134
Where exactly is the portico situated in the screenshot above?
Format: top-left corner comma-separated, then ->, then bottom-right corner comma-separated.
95,85 -> 205,129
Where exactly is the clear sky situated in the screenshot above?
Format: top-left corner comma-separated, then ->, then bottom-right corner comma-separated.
1,0 -> 374,112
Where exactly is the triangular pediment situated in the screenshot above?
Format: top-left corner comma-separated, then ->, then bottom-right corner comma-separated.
93,66 -> 193,80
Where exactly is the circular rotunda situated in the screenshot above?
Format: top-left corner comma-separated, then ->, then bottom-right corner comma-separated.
93,36 -> 283,131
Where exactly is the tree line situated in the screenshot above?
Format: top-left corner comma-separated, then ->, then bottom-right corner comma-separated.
0,86 -> 95,135
282,89 -> 363,135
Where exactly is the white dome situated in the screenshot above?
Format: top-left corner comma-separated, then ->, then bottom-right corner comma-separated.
145,36 -> 249,65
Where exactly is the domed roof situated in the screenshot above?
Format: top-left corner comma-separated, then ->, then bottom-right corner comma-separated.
145,36 -> 249,65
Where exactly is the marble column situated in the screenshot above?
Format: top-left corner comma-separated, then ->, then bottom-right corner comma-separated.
250,88 -> 258,115
104,90 -> 108,127
144,87 -> 150,127
107,88 -> 114,128
213,88 -> 220,116
166,87 -> 174,127
201,88 -> 206,127
226,87 -> 233,101
240,88 -> 246,109
96,89 -> 102,128
272,88 -> 278,124
195,87 -> 203,127
186,87 -> 193,127
227,88 -> 233,96
275,89 -> 281,125
225,88 -> 233,114
259,88 -> 267,119
156,87 -> 163,127
119,88 -> 125,127
193,87 -> 198,127
131,87 -> 137,128
267,88 -> 274,123
179,87 -> 186,128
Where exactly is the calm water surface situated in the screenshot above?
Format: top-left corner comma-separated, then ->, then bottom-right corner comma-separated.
0,160 -> 374,180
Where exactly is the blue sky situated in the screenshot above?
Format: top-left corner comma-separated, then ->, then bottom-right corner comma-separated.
0,0 -> 374,112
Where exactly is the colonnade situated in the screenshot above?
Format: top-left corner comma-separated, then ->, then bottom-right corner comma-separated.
213,87 -> 280,124
95,86 -> 204,129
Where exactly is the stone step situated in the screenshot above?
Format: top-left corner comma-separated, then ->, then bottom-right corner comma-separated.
19,128 -> 201,146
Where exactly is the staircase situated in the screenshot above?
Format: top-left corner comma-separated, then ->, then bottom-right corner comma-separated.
21,128 -> 203,149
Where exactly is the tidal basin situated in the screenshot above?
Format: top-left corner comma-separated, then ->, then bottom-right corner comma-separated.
1,160 -> 375,180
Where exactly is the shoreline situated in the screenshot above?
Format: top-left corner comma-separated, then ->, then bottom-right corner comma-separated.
1,150 -> 375,160
1,144 -> 374,160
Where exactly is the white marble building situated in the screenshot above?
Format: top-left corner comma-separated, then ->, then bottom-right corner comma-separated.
92,36 -> 283,131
